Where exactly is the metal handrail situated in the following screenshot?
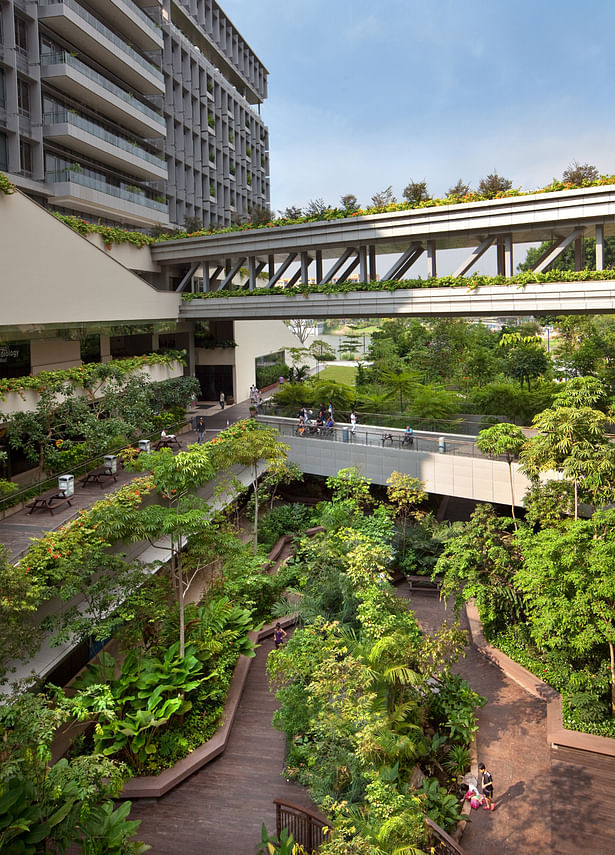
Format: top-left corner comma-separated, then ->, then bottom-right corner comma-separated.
273,799 -> 331,853
426,817 -> 467,854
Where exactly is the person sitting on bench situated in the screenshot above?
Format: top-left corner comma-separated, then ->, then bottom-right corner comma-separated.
161,428 -> 175,440
403,426 -> 414,446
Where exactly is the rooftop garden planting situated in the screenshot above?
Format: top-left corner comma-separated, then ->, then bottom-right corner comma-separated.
181,268 -> 615,301
0,169 -> 607,248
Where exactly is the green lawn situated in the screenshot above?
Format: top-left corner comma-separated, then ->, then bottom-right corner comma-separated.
316,364 -> 357,386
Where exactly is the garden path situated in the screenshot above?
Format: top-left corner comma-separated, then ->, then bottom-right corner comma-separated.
401,587 -> 552,855
127,629 -> 318,855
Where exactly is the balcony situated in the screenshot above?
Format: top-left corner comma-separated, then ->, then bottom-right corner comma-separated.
46,169 -> 169,227
43,108 -> 167,181
83,0 -> 162,52
41,51 -> 166,139
38,0 -> 164,95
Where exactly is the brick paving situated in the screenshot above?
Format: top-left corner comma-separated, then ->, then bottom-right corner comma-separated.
401,587 -> 552,855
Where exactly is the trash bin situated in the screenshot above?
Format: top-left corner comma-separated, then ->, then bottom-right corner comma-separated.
58,474 -> 74,497
342,428 -> 349,443
138,439 -> 151,453
103,454 -> 118,474
438,436 -> 446,454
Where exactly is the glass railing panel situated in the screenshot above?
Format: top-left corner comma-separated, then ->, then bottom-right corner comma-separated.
43,108 -> 166,169
46,169 -> 168,211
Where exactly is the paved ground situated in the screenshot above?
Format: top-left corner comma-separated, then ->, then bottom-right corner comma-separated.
400,587 -> 552,855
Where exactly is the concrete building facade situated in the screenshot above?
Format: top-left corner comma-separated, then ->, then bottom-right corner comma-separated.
0,0 -> 269,229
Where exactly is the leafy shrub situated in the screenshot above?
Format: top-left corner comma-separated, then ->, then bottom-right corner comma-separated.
258,503 -> 315,549
256,361 -> 289,388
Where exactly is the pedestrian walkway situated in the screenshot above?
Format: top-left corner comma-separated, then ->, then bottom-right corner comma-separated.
128,633 -> 318,855
401,587 -> 552,855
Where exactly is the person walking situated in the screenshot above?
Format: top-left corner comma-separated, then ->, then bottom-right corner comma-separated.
350,410 -> 357,435
479,762 -> 495,810
219,391 -> 225,409
196,417 -> 205,443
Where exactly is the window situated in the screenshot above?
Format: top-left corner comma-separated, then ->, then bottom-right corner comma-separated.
14,15 -> 27,55
0,133 -> 8,171
17,78 -> 30,117
19,139 -> 32,175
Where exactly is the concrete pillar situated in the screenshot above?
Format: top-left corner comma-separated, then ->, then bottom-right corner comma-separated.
359,246 -> 368,283
596,224 -> 604,270
427,240 -> 437,278
496,242 -> 505,276
151,332 -> 160,352
316,249 -> 323,283
248,256 -> 256,290
202,261 -> 210,292
268,254 -> 275,281
368,245 -> 377,281
504,233 -> 513,277
100,335 -> 111,363
574,236 -> 583,271
185,323 -> 196,380
300,251 -> 310,285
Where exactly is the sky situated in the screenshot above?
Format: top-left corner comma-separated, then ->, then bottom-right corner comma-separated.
221,0 -> 615,215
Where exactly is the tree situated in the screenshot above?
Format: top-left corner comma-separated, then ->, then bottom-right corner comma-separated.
129,445 -> 217,657
562,161 -> 599,185
305,198 -> 330,217
280,205 -> 303,219
477,172 -> 513,198
500,332 -> 549,390
386,471 -> 427,557
520,378 -> 615,517
402,179 -> 430,204
308,339 -> 336,374
340,193 -> 360,212
249,204 -> 274,225
447,179 -> 471,198
379,368 -> 419,410
516,510 -> 615,713
370,186 -> 397,207
476,423 -> 526,525
209,421 -> 288,555
285,318 -> 315,345
183,215 -> 203,233
435,504 -> 523,634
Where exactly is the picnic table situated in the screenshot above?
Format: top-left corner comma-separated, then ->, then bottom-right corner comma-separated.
27,491 -> 73,515
154,435 -> 181,450
79,467 -> 118,489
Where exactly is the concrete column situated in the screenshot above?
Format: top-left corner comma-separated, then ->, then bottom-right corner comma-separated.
596,224 -> 604,270
359,246 -> 368,283
185,323 -> 196,380
504,233 -> 513,277
202,262 -> 210,292
100,335 -> 111,363
248,256 -> 256,290
496,242 -> 505,276
368,245 -> 377,281
300,251 -> 310,285
427,240 -> 437,278
574,236 -> 583,271
316,250 -> 323,283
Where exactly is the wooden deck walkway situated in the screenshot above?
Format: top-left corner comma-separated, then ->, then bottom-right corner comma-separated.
127,632 -> 318,855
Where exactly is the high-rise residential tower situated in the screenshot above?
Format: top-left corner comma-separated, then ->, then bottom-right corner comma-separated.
0,0 -> 270,229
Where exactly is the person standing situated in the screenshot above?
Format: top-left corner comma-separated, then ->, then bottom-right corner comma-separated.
219,391 -> 225,409
196,417 -> 205,443
350,410 -> 357,435
274,622 -> 287,649
479,763 -> 495,810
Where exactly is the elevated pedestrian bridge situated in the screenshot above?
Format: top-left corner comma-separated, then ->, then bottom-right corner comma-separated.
258,416 -> 531,507
153,185 -> 615,300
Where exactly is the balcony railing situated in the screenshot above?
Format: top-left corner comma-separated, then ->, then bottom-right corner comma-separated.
46,169 -> 168,212
43,108 -> 166,169
41,50 -> 165,128
39,0 -> 163,83
274,800 -> 331,854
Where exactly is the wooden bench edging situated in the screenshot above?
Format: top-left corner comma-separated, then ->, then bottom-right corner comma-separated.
120,615 -> 297,799
465,599 -> 615,758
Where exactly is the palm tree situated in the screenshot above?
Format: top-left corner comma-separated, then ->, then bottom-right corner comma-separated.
379,369 -> 419,411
